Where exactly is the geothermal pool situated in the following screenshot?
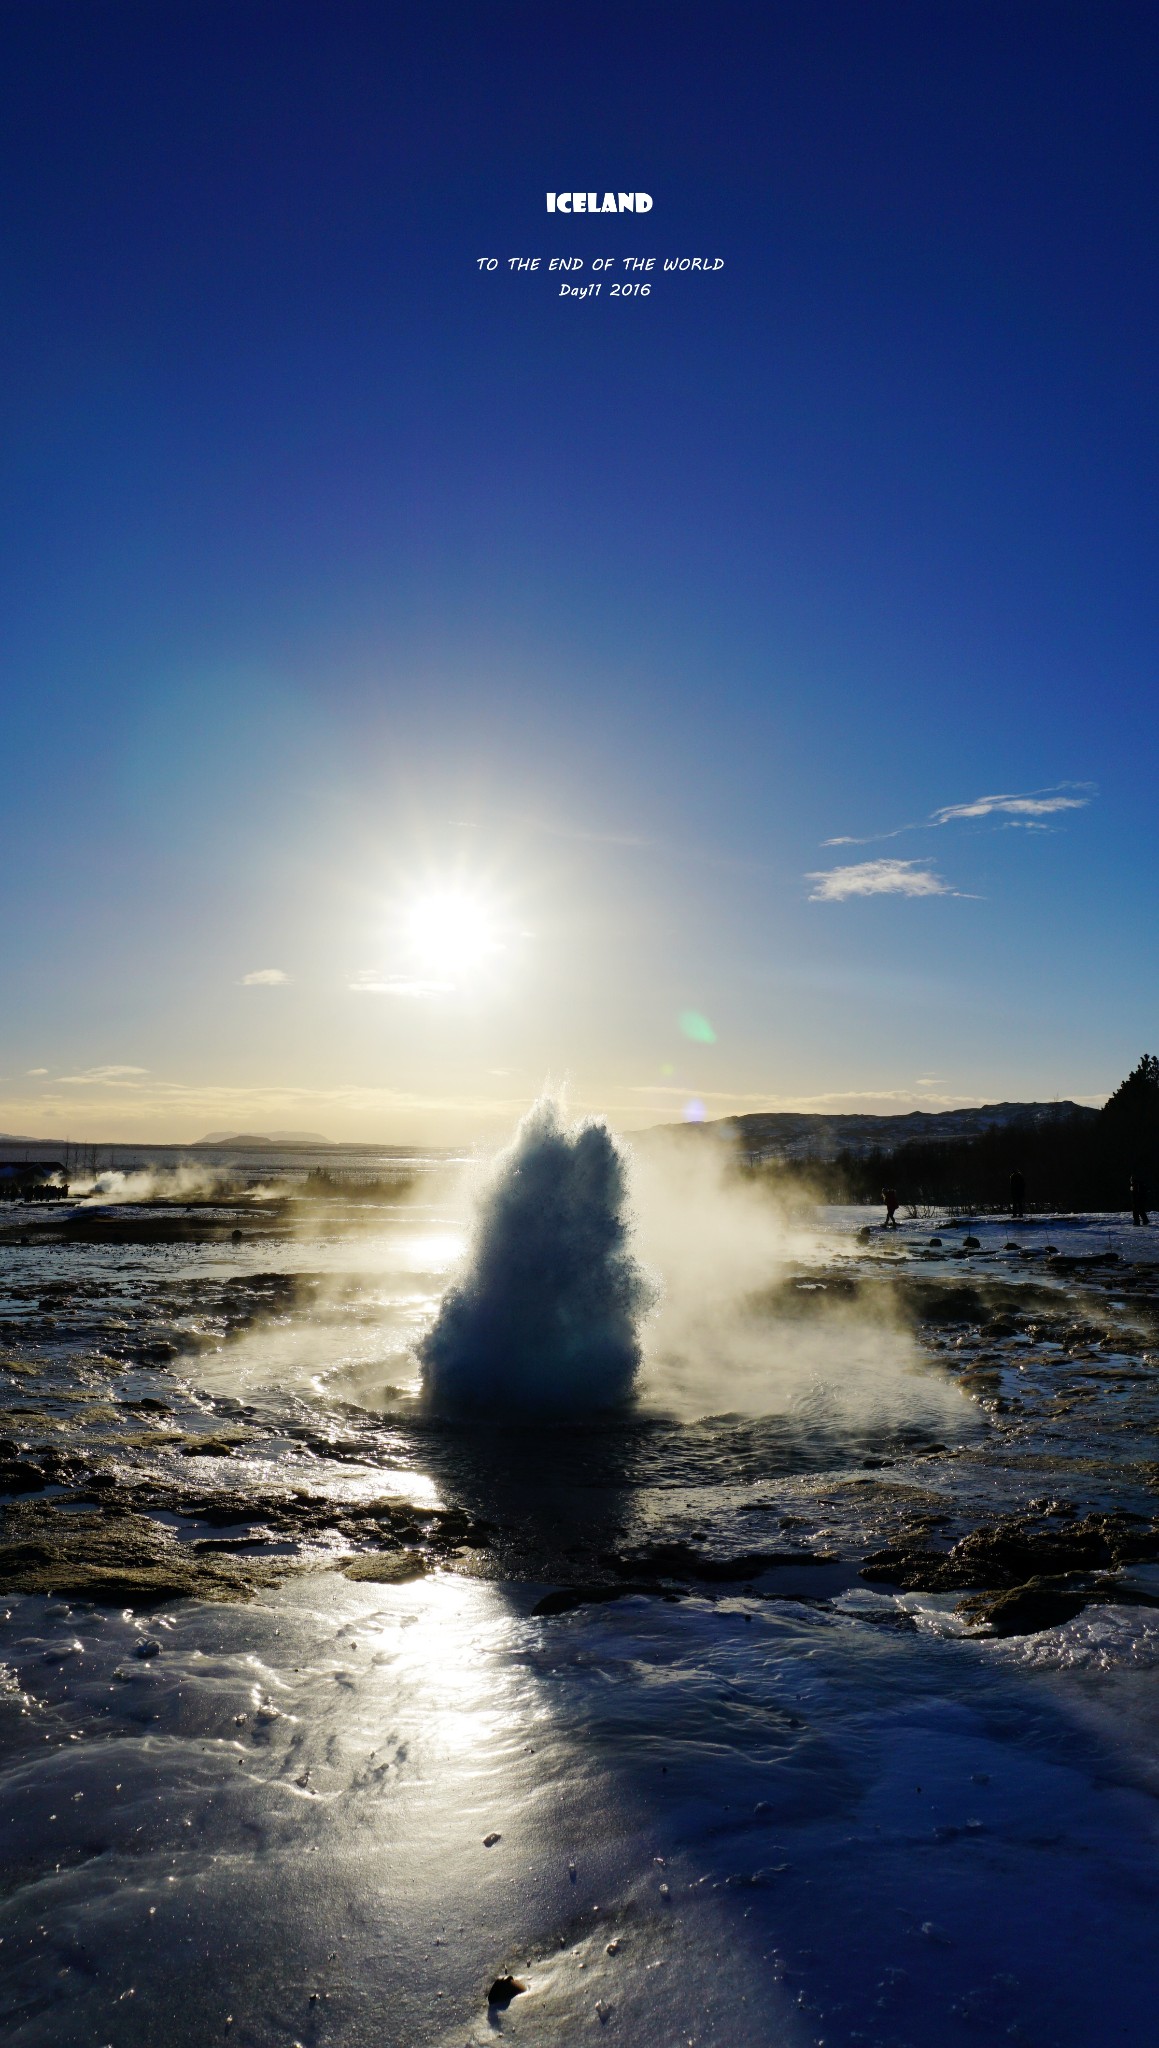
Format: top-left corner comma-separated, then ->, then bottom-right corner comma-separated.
1,1145 -> 1158,2045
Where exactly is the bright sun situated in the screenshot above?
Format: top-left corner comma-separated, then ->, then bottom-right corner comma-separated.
406,888 -> 499,974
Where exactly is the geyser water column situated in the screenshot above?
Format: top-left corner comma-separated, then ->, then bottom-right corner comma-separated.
419,1099 -> 654,1418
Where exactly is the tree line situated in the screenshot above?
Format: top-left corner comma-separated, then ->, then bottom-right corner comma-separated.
767,1056 -> 1159,1213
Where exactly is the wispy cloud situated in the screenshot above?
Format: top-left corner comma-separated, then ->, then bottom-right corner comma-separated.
822,783 -> 1094,848
807,858 -> 955,902
58,1065 -> 149,1085
929,791 -> 1090,825
347,971 -> 454,998
25,1067 -> 48,1076
0,1072 -> 532,1140
241,967 -> 289,986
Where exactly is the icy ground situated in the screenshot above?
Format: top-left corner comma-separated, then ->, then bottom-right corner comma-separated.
1,1196 -> 1158,2045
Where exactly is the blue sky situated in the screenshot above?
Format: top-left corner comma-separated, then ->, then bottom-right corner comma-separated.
2,2 -> 1157,1141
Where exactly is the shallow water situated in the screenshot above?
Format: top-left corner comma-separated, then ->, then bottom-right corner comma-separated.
2,1191 -> 1158,2044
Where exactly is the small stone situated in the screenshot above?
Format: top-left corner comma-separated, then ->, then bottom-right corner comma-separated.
135,1639 -> 162,1659
482,1831 -> 502,1847
606,1940 -> 621,1955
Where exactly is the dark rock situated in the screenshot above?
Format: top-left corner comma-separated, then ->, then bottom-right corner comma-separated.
607,1542 -> 832,1584
958,1578 -> 1093,1637
0,1459 -> 47,1493
862,1508 -> 1159,1593
532,1583 -> 658,1617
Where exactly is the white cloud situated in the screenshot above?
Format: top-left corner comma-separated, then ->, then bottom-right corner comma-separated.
823,783 -> 1094,848
929,791 -> 1090,825
58,1065 -> 149,1085
807,859 -> 954,902
25,1067 -> 48,1076
241,968 -> 289,986
347,971 -> 454,997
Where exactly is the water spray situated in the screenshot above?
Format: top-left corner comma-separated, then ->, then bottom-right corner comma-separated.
420,1098 -> 654,1419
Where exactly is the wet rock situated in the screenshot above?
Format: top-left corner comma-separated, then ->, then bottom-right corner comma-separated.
862,1508 -> 1159,1592
487,1975 -> 526,2008
607,1541 -> 833,1584
962,1571 -> 1159,1636
532,1582 -> 664,1617
0,1501 -> 289,1604
958,1578 -> 1093,1636
0,1457 -> 47,1493
901,1279 -> 992,1324
341,1552 -> 428,1583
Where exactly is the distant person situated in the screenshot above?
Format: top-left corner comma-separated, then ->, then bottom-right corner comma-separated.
1131,1173 -> 1150,1227
1009,1169 -> 1026,1220
882,1185 -> 899,1229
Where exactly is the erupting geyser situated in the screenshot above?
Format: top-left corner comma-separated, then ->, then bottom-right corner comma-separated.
419,1098 -> 654,1418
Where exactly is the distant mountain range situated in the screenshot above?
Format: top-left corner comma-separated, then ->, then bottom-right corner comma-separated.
669,1101 -> 1097,1163
194,1131 -> 332,1147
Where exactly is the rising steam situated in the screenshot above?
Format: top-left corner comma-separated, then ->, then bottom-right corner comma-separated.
419,1098 -> 654,1418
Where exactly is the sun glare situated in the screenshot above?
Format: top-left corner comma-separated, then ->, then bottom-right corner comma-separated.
406,888 -> 500,975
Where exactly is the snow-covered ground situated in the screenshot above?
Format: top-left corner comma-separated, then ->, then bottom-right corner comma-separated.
4,1568 -> 1157,2046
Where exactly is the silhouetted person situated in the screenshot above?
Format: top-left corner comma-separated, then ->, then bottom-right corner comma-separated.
1009,1169 -> 1026,1220
882,1185 -> 899,1229
1131,1173 -> 1150,1227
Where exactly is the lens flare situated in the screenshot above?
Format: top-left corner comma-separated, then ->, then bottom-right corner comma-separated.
679,1010 -> 717,1044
